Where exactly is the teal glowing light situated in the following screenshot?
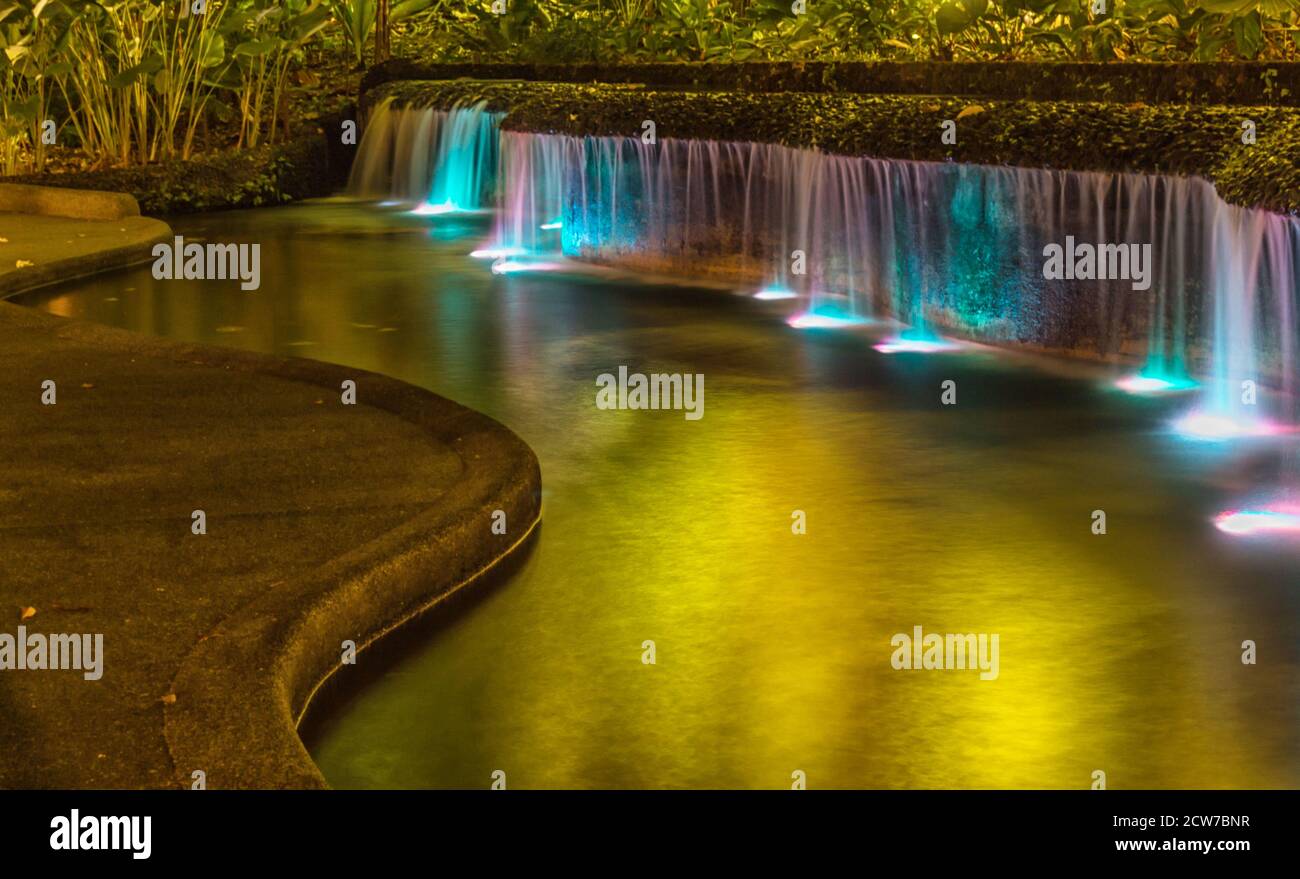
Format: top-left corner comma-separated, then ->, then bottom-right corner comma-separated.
425,103 -> 501,211
873,335 -> 962,354
540,220 -> 563,230
1215,505 -> 1300,537
754,287 -> 798,301
1114,373 -> 1199,394
410,200 -> 459,216
786,306 -> 870,329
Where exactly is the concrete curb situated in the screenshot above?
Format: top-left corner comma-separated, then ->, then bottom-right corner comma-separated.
2,188 -> 543,789
0,217 -> 172,299
0,185 -> 170,298
156,345 -> 543,789
0,182 -> 141,221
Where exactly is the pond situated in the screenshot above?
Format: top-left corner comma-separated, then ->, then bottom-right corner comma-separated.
21,201 -> 1300,789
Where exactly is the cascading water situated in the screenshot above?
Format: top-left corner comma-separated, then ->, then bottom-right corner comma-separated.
488,131 -> 572,257
348,98 -> 501,212
352,102 -> 1300,427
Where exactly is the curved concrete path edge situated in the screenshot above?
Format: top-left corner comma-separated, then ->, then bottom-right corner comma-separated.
3,194 -> 543,790
0,220 -> 170,299
161,351 -> 542,790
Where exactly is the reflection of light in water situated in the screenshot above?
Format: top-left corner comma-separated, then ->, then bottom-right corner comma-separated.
754,287 -> 797,301
786,306 -> 869,329
471,246 -> 525,260
30,201 -> 1299,790
1115,374 -> 1198,394
410,201 -> 459,216
1170,409 -> 1286,441
43,295 -> 75,318
490,259 -> 565,275
540,220 -> 562,230
874,336 -> 962,354
1215,505 -> 1300,537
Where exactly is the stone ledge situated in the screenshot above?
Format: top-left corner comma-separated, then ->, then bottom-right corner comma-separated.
0,182 -> 141,221
362,59 -> 1300,107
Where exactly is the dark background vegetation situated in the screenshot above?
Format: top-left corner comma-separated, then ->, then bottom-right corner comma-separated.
3,0 -> 1297,208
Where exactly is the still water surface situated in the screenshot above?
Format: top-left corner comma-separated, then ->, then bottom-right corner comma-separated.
24,202 -> 1300,789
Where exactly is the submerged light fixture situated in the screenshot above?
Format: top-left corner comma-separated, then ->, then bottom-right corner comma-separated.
754,287 -> 798,301
490,258 -> 565,275
471,246 -> 525,260
1115,374 -> 1199,394
1214,504 -> 1300,537
786,304 -> 870,329
1170,409 -> 1286,442
873,335 -> 962,355
409,200 -> 460,216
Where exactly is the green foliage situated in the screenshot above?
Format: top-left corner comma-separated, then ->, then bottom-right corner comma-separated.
5,0 -> 1300,176
219,0 -> 332,148
330,0 -> 376,64
405,0 -> 1300,64
916,0 -> 1300,62
0,0 -> 339,172
330,0 -> 436,65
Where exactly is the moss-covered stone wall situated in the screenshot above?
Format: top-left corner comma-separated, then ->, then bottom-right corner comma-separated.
5,133 -> 340,216
366,79 -> 1300,215
363,59 -> 1300,107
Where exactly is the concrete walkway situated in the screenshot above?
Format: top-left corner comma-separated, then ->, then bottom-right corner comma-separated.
0,199 -> 541,788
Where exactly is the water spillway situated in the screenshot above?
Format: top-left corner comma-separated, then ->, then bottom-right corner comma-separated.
348,99 -> 502,212
352,97 -> 1300,423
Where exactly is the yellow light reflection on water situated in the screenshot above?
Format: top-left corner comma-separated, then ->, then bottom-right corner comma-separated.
24,203 -> 1296,789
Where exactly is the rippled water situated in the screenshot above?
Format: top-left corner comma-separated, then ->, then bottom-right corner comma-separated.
23,202 -> 1300,789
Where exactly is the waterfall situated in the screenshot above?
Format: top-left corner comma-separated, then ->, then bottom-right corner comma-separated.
348,98 -> 502,211
351,104 -> 1300,420
492,131 -> 573,256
